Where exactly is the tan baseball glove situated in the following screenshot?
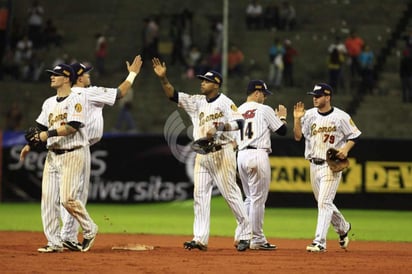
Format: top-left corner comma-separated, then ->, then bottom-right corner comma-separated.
326,148 -> 349,172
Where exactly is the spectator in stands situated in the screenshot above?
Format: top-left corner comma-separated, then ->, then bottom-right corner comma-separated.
263,3 -> 279,31
141,17 -> 159,64
95,32 -> 108,76
278,1 -> 296,31
186,44 -> 203,78
400,46 -> 412,103
207,20 -> 223,54
42,18 -> 63,48
113,87 -> 138,133
14,34 -> 34,81
0,47 -> 20,80
327,48 -> 345,93
283,39 -> 298,87
402,29 -> 412,51
268,38 -> 285,89
207,46 -> 222,73
228,44 -> 244,77
344,30 -> 364,86
4,102 -> 23,131
358,44 -> 375,94
0,4 -> 9,65
245,0 -> 263,30
169,14 -> 187,68
27,0 -> 44,48
328,35 -> 347,90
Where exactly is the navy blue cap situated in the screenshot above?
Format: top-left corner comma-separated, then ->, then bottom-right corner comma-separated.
246,80 -> 272,95
71,62 -> 93,78
196,70 -> 223,86
307,83 -> 333,96
46,64 -> 75,83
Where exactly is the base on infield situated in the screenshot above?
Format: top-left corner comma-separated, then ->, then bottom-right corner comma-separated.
111,243 -> 154,251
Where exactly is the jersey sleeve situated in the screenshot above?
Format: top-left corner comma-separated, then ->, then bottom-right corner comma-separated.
340,112 -> 362,139
85,86 -> 117,106
35,97 -> 52,127
262,105 -> 284,132
225,98 -> 243,122
67,93 -> 86,126
177,92 -> 201,117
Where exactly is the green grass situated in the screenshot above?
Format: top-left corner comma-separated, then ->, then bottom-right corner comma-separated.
1,197 -> 411,242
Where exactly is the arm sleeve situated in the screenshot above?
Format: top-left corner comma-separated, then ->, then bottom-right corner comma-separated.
67,121 -> 82,130
169,90 -> 179,103
275,124 -> 287,136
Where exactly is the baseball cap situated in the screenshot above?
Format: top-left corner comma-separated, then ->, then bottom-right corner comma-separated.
46,64 -> 75,83
71,62 -> 93,78
307,83 -> 333,96
196,70 -> 223,86
246,80 -> 272,95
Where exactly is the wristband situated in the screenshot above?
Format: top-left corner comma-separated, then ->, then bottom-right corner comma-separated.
125,71 -> 137,84
279,116 -> 286,121
47,129 -> 58,137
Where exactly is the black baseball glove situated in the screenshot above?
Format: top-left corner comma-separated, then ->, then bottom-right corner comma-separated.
326,148 -> 349,172
25,127 -> 43,149
191,137 -> 218,155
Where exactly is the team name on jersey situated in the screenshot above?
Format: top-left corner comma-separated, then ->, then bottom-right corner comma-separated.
242,109 -> 256,119
310,123 -> 336,136
48,112 -> 67,127
199,111 -> 224,126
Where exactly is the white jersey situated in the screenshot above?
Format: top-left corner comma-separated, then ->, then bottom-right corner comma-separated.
36,92 -> 88,149
72,86 -> 117,145
237,101 -> 284,153
300,106 -> 361,160
177,92 -> 243,143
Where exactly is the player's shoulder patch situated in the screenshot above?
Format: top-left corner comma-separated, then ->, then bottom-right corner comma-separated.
74,103 -> 83,113
230,104 -> 238,111
349,118 -> 356,127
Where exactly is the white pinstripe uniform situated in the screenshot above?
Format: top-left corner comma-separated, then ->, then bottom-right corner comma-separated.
177,92 -> 251,245
300,106 -> 361,248
36,92 -> 97,249
60,85 -> 117,244
237,101 -> 284,247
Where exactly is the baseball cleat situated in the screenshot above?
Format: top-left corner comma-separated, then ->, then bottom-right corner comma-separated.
339,223 -> 351,249
81,235 -> 96,252
236,240 -> 250,252
37,245 -> 63,253
183,240 -> 208,251
306,243 -> 326,252
63,240 -> 82,251
250,242 -> 277,250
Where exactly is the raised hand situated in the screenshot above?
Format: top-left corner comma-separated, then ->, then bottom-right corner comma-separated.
152,57 -> 167,78
127,55 -> 143,74
293,101 -> 305,119
275,104 -> 287,118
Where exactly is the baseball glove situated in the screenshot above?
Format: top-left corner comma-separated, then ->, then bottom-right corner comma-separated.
326,148 -> 349,172
25,127 -> 43,149
191,137 -> 219,155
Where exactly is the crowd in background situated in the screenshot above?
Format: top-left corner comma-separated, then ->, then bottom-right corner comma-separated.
1,0 -> 412,132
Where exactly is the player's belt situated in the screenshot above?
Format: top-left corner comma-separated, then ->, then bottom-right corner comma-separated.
245,146 -> 257,149
51,146 -> 82,155
310,158 -> 326,165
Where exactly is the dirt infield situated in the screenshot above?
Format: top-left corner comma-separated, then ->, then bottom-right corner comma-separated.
1,232 -> 411,274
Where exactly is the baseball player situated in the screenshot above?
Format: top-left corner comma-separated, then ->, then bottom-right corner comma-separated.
293,83 -> 361,252
60,56 -> 143,251
237,80 -> 287,250
19,64 -> 98,253
152,57 -> 252,251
